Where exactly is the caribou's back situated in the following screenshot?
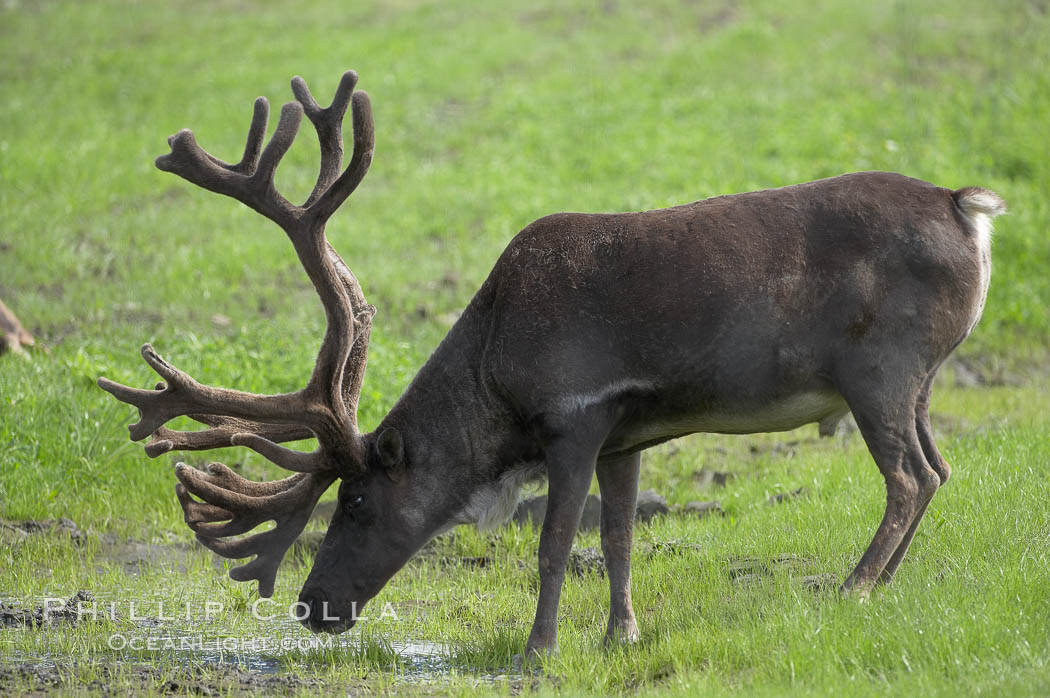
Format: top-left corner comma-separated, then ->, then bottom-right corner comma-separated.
479,171 -> 990,447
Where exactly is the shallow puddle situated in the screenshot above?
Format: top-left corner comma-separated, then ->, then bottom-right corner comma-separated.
122,626 -> 453,677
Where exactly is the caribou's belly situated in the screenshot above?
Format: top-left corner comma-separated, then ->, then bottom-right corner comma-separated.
618,390 -> 849,449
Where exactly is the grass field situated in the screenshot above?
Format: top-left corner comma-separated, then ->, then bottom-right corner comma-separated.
1,0 -> 1048,694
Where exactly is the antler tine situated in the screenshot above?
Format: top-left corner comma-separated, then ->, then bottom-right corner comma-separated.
175,463 -> 336,598
231,97 -> 269,176
292,70 -> 359,207
230,433 -> 327,473
145,417 -> 313,458
252,102 -> 304,200
193,96 -> 268,177
305,89 -> 375,226
155,98 -> 303,229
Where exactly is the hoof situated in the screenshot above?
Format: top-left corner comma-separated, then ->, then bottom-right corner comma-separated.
512,642 -> 558,671
603,624 -> 640,647
838,582 -> 873,601
522,641 -> 558,660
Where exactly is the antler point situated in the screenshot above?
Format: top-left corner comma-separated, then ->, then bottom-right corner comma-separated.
281,100 -> 304,116
145,440 -> 173,457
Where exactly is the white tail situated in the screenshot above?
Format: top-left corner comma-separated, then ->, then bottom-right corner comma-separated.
953,186 -> 1005,335
954,186 -> 1007,249
954,186 -> 1007,218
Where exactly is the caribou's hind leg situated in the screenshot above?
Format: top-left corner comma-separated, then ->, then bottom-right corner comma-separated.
839,366 -> 942,594
877,372 -> 950,584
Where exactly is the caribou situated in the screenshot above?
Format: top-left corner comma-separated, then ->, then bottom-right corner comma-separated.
99,70 -> 1005,656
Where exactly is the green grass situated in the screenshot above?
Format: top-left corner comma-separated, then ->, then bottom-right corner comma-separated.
1,0 -> 1049,694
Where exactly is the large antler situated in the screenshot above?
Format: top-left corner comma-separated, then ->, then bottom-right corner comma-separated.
98,71 -> 376,597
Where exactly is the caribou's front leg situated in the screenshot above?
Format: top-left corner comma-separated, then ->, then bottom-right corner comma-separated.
597,452 -> 641,645
525,434 -> 602,657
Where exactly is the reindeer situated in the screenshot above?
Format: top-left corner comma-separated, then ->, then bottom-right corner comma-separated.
99,70 -> 1005,656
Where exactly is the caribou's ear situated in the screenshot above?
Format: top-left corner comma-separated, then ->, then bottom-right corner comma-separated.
375,428 -> 404,470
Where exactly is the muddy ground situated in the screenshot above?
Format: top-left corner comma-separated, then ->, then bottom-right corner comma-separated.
0,661 -> 324,696
0,502 -> 837,695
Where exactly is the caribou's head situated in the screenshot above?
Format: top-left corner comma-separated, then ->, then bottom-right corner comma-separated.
294,426 -> 464,633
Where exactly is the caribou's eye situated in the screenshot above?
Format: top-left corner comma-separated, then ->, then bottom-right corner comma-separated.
343,494 -> 364,517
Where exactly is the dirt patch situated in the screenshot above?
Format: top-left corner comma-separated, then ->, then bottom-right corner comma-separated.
569,547 -> 605,577
635,489 -> 670,522
643,540 -> 705,558
728,554 -> 810,580
98,536 -> 197,576
684,500 -> 724,518
0,518 -> 86,546
0,590 -> 95,629
799,574 -> 839,592
2,518 -> 201,577
291,530 -> 327,561
310,500 -> 337,522
749,439 -> 814,457
767,487 -> 808,505
558,545 -> 834,588
725,554 -> 836,590
0,661 -> 323,696
440,555 -> 493,570
692,468 -> 734,488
